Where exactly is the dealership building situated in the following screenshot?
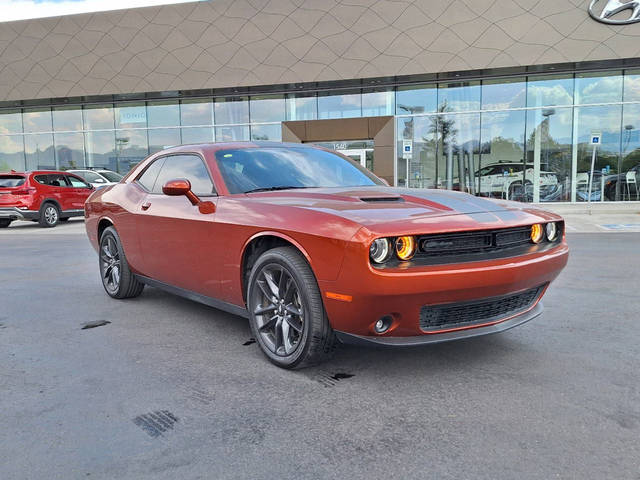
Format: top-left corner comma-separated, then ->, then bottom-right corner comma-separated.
1,0 -> 640,204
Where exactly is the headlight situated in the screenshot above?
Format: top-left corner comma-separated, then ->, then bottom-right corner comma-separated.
370,238 -> 392,264
395,236 -> 416,260
530,224 -> 544,244
546,222 -> 558,241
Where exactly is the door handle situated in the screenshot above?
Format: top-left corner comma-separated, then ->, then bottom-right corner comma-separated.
141,202 -> 151,210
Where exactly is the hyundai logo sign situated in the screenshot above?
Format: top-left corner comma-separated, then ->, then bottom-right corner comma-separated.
589,0 -> 640,25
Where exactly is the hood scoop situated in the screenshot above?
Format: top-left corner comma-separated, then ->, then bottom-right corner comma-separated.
359,196 -> 404,203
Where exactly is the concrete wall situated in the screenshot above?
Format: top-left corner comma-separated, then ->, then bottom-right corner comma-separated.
1,0 -> 639,102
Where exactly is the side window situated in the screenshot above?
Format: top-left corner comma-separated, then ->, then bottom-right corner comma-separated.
152,155 -> 215,196
67,175 -> 90,188
48,174 -> 69,187
34,175 -> 48,184
137,158 -> 166,192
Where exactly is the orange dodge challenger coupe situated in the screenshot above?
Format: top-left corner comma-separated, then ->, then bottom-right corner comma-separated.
85,142 -> 568,368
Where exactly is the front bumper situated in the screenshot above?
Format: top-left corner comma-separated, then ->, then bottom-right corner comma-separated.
319,241 -> 568,339
0,207 -> 38,221
335,302 -> 543,346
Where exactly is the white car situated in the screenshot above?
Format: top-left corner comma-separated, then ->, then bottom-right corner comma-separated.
67,169 -> 123,189
476,163 -> 558,200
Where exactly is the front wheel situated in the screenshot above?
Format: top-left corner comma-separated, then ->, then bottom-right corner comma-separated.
247,247 -> 335,369
99,226 -> 144,299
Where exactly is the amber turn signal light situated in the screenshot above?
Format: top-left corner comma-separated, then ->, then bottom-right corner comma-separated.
395,236 -> 416,260
530,224 -> 544,244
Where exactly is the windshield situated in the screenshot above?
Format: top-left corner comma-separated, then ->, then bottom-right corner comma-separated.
0,175 -> 26,187
99,171 -> 123,182
215,147 -> 382,194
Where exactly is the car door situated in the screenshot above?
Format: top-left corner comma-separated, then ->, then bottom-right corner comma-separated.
133,154 -> 221,297
45,173 -> 72,210
65,174 -> 93,210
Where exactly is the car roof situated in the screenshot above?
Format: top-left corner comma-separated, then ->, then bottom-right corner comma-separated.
156,141 -> 328,155
26,170 -> 80,175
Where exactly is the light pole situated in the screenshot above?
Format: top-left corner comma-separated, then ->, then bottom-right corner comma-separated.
115,136 -> 129,173
621,124 -> 634,200
532,108 -> 555,203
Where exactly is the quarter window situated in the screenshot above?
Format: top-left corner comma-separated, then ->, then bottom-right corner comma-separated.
137,158 -> 165,192
151,155 -> 214,196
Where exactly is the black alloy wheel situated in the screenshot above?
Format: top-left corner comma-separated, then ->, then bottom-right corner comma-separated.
253,263 -> 304,356
247,247 -> 335,369
99,226 -> 144,299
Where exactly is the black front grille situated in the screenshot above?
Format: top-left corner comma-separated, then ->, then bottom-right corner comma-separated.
419,285 -> 545,332
417,226 -> 533,258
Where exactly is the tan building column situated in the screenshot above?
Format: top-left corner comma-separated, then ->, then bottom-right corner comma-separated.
282,116 -> 395,185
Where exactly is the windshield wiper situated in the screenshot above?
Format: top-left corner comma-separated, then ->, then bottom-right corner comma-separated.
244,186 -> 309,193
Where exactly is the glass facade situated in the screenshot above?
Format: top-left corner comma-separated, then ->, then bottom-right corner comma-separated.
1,68 -> 640,202
397,69 -> 640,202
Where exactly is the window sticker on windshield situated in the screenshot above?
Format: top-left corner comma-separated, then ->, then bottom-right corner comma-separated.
224,154 -> 233,158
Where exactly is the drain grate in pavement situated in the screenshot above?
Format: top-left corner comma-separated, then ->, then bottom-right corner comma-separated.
81,320 -> 111,330
243,338 -> 256,346
133,410 -> 178,437
189,387 -> 214,405
314,371 -> 355,388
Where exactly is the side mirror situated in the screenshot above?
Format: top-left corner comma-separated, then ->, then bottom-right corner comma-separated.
162,178 -> 215,214
95,178 -> 106,183
163,178 -> 192,197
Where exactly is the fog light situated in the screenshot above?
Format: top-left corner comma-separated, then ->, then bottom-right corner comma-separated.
374,315 -> 393,334
530,223 -> 544,244
546,222 -> 558,241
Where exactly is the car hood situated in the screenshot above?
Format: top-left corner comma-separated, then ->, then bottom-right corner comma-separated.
245,187 -> 558,235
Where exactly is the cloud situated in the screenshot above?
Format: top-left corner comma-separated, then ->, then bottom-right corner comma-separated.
0,0 -> 200,22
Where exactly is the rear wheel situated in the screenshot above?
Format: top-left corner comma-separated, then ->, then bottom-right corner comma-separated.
39,203 -> 59,228
99,226 -> 144,299
247,247 -> 335,369
0,219 -> 11,228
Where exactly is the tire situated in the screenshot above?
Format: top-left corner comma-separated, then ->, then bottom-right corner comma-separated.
99,226 -> 144,299
0,219 -> 11,228
39,203 -> 60,228
247,246 -> 335,369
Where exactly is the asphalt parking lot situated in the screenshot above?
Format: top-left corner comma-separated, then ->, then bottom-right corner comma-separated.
1,220 -> 639,480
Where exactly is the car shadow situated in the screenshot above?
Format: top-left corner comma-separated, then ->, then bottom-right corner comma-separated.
4,217 -> 85,231
140,286 -> 528,380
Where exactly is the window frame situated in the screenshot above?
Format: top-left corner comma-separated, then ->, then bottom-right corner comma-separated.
134,152 -> 217,197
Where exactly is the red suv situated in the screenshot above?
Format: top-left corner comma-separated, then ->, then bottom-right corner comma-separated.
0,170 -> 94,228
